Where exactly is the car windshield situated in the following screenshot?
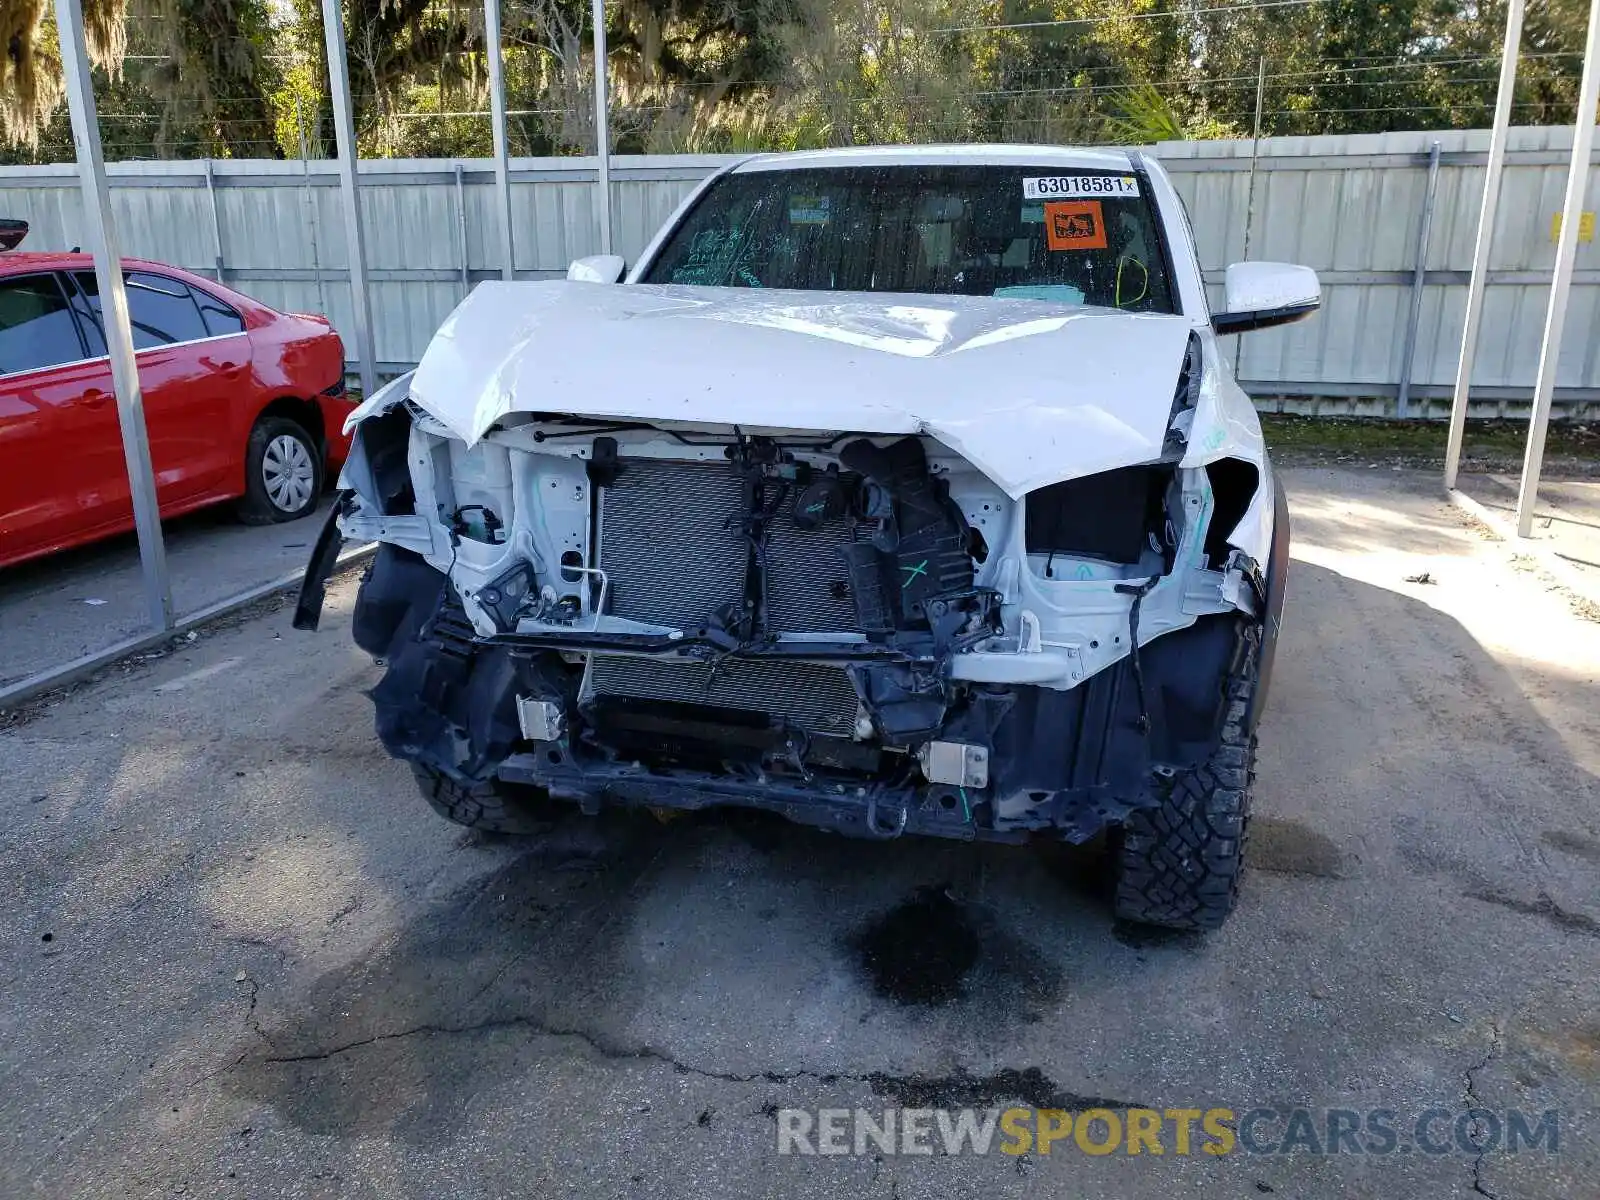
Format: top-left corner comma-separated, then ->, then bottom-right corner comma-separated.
640,164 -> 1176,313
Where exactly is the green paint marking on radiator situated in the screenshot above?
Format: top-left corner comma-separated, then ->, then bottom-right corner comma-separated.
901,560 -> 929,588
805,502 -> 826,514
959,788 -> 972,823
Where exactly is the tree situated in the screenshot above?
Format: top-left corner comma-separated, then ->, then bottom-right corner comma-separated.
145,0 -> 282,154
2,0 -> 122,148
3,0 -> 1594,161
3,0 -> 280,158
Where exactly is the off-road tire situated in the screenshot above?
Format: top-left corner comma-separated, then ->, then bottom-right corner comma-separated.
237,416 -> 322,525
1113,624 -> 1260,932
410,764 -> 556,836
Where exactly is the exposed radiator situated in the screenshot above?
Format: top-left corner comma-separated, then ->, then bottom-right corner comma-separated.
599,460 -> 747,629
763,494 -> 863,634
598,457 -> 861,634
589,654 -> 861,739
594,458 -> 867,736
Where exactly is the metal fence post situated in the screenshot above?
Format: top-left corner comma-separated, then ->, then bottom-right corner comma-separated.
321,0 -> 378,398
455,163 -> 472,295
593,0 -> 613,255
296,99 -> 329,319
1396,140 -> 1442,419
203,158 -> 226,282
53,0 -> 173,633
484,0 -> 515,280
1242,55 -> 1266,263
1234,55 -> 1267,377
1445,0 -> 1525,487
1516,0 -> 1600,535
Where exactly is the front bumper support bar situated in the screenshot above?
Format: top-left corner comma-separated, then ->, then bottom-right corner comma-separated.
495,751 -> 1006,843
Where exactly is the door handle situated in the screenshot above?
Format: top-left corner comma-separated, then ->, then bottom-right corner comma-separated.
81,388 -> 112,409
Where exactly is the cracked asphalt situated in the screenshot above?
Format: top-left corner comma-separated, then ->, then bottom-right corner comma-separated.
2,466 -> 1598,1199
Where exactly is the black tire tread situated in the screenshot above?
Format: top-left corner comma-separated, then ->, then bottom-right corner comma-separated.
1113,625 -> 1260,932
411,764 -> 555,836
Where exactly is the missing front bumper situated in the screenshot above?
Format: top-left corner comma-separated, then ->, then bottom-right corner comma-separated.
494,747 -> 1172,844
340,544 -> 1259,847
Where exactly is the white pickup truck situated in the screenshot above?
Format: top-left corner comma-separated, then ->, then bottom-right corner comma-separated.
297,143 -> 1318,931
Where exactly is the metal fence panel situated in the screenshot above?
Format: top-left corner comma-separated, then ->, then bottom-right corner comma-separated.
4,134 -> 1599,415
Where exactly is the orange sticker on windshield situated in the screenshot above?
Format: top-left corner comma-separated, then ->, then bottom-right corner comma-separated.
1044,200 -> 1107,251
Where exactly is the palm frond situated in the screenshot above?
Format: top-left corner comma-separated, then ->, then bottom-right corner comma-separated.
1102,82 -> 1185,145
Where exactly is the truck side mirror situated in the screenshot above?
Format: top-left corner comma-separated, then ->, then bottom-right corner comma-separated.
1212,262 -> 1320,335
567,255 -> 626,284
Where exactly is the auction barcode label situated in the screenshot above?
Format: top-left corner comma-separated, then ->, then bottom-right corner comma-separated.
1022,175 -> 1140,200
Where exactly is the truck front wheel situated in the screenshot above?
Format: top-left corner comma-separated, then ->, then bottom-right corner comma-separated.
1112,623 -> 1259,932
410,764 -> 556,836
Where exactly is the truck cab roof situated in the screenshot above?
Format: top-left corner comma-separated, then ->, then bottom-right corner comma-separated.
730,143 -> 1138,174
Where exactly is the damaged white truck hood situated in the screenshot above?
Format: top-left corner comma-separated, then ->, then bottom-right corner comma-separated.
397,281 -> 1194,498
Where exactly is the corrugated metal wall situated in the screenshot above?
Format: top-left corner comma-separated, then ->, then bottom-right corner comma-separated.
4,131 -> 1599,417
1160,126 -> 1600,415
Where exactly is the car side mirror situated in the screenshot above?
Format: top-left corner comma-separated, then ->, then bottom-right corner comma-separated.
566,254 -> 626,284
1212,262 -> 1320,335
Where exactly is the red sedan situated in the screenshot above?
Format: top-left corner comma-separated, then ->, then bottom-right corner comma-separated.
0,232 -> 353,570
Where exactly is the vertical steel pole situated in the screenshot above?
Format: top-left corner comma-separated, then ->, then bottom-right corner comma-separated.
1516,0 -> 1600,536
203,158 -> 226,282
1445,0 -> 1525,488
321,0 -> 377,399
484,0 -> 516,280
1396,140 -> 1442,419
592,0 -> 613,254
54,0 -> 172,632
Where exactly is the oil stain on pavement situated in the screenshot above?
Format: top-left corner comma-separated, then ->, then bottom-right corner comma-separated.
849,886 -> 979,1005
847,884 -> 1063,1017
865,1066 -> 1136,1111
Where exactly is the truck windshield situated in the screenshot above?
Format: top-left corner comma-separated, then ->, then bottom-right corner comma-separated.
640,164 -> 1176,313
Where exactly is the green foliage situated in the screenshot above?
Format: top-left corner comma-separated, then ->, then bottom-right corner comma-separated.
270,65 -> 325,159
2,0 -> 280,161
1104,83 -> 1186,144
1,0 -> 1596,161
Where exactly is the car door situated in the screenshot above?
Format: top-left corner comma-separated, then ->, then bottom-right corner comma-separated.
71,269 -> 245,504
0,271 -> 122,566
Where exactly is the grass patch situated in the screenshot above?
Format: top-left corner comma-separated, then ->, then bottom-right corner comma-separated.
1260,415 -> 1600,474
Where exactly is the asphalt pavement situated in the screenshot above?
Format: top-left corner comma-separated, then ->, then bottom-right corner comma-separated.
1,467 -> 1597,1199
0,497 -> 336,690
